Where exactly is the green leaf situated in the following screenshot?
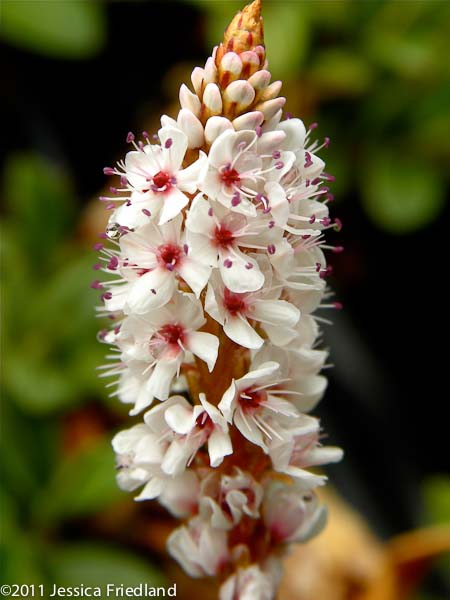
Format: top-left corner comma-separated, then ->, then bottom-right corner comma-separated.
33,437 -> 124,525
309,49 -> 373,97
50,543 -> 166,589
2,153 -> 76,271
423,475 -> 450,527
361,151 -> 446,233
263,3 -> 310,78
0,1 -> 106,59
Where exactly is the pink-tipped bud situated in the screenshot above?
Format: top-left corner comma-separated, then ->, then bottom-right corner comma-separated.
204,56 -> 218,84
224,80 -> 255,109
179,84 -> 201,116
203,83 -> 223,115
191,66 -> 205,96
232,111 -> 264,131
247,69 -> 271,90
178,109 -> 204,149
220,52 -> 243,76
126,132 -> 135,143
205,116 -> 233,144
255,97 -> 286,121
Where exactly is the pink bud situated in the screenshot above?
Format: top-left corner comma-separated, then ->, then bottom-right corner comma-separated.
205,116 -> 233,144
177,109 -> 204,149
248,69 -> 271,90
224,80 -> 255,108
220,52 -> 243,76
179,84 -> 201,116
232,111 -> 264,131
203,83 -> 223,115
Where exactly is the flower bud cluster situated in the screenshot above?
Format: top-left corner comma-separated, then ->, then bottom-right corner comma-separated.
95,2 -> 342,597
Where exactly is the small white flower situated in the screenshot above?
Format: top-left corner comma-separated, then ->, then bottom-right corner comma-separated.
263,481 -> 327,544
268,416 -> 343,488
159,470 -> 200,518
218,361 -> 299,451
219,561 -> 281,600
110,126 -> 206,228
200,129 -> 293,220
205,270 -> 300,349
117,293 -> 219,403
199,468 -> 263,530
186,194 -> 283,293
162,392 -> 233,473
167,516 -> 230,578
104,215 -> 211,314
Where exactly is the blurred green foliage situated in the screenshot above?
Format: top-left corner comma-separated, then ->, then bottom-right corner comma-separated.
0,153 -> 163,588
1,0 -> 449,594
1,1 -> 106,58
191,0 -> 450,233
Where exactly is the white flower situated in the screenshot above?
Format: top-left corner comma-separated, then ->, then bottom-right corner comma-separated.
110,126 -> 206,229
268,416 -> 343,488
218,361 -> 299,451
186,194 -> 283,293
104,215 -> 211,314
167,516 -> 229,578
205,269 -> 300,349
252,343 -> 327,414
159,470 -> 200,518
219,561 -> 281,600
199,468 -> 263,530
162,393 -> 232,473
111,398 -> 180,501
200,129 -> 295,220
263,482 -> 327,544
117,293 -> 219,403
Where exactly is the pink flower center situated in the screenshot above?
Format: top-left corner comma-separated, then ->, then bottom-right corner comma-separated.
220,165 -> 240,188
157,243 -> 181,270
152,170 -> 171,191
239,386 -> 267,410
158,323 -> 185,346
214,225 -> 235,248
223,288 -> 247,315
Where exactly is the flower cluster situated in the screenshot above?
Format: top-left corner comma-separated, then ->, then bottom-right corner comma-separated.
95,1 -> 343,597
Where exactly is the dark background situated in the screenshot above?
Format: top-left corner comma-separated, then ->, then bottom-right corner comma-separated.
1,1 -> 449,597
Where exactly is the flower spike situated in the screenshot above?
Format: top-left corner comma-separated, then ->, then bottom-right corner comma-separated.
96,1 -> 343,598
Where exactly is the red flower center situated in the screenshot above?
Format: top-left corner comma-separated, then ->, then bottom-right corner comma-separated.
157,243 -> 181,270
152,171 -> 171,190
195,412 -> 213,433
220,165 -> 240,187
223,288 -> 247,315
158,323 -> 184,346
214,225 -> 235,248
239,386 -> 267,410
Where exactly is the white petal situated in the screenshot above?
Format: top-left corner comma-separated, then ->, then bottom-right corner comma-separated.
146,359 -> 180,400
251,299 -> 300,328
218,381 -> 237,422
165,401 -> 196,434
158,187 -> 190,225
177,152 -> 207,194
208,429 -> 233,467
158,126 -> 188,172
185,193 -> 215,235
219,248 -> 264,293
187,331 -> 219,372
224,315 -> 263,349
278,118 -> 306,151
125,270 -> 176,314
177,258 -> 211,297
